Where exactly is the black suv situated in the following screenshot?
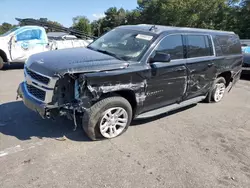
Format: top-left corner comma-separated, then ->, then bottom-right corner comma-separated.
17,25 -> 243,140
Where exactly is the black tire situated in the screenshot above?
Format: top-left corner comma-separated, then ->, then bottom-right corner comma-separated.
82,96 -> 133,140
0,56 -> 4,70
205,77 -> 226,103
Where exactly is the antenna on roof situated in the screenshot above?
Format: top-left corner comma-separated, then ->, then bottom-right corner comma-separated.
149,25 -> 157,31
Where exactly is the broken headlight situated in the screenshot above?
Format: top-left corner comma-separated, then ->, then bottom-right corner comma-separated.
74,75 -> 85,100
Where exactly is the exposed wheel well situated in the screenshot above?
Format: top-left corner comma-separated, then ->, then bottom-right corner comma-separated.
115,90 -> 137,114
97,90 -> 137,114
217,71 -> 232,87
0,50 -> 7,62
97,90 -> 137,118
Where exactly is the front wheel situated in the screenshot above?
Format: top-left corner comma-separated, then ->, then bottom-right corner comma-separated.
82,96 -> 133,140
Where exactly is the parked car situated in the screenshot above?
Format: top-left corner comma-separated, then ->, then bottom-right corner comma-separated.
17,24 -> 243,140
0,26 -> 92,69
241,40 -> 250,74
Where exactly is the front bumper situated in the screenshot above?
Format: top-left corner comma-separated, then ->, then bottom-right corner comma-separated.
17,82 -> 47,118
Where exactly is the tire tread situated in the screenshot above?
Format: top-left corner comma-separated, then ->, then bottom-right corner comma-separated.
82,96 -> 132,140
205,77 -> 226,103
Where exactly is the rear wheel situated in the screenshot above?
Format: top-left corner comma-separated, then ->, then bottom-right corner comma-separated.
0,56 -> 4,70
205,77 -> 226,103
82,96 -> 132,140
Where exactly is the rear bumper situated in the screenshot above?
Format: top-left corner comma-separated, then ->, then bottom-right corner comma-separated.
17,82 -> 47,118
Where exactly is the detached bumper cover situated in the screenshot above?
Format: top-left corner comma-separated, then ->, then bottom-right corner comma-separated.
17,82 -> 47,117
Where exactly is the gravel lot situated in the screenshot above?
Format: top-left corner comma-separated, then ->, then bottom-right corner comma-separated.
1,65 -> 250,188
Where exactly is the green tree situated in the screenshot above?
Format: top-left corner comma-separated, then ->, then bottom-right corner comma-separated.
126,10 -> 141,25
38,18 -> 64,32
99,7 -> 128,33
137,0 -> 228,28
91,19 -> 103,37
0,22 -> 15,35
236,0 -> 250,38
38,18 -> 63,27
72,16 -> 92,35
88,0 -> 250,38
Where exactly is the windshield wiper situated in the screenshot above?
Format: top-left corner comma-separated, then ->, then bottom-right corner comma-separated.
98,49 -> 124,60
87,46 -> 124,61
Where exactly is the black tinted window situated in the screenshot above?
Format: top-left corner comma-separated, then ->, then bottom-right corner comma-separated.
213,37 -> 223,56
187,35 -> 213,58
215,35 -> 241,55
156,35 -> 184,60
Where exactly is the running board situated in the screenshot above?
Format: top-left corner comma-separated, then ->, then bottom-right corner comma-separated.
135,96 -> 206,119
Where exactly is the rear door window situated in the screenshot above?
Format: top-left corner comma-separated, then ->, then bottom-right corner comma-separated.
187,35 -> 213,58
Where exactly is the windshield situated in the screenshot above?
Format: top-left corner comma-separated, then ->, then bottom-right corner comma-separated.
88,28 -> 155,61
0,27 -> 19,37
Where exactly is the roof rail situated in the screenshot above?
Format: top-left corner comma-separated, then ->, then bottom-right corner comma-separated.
16,18 -> 97,40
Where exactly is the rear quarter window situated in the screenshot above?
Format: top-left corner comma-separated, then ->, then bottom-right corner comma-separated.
215,35 -> 241,55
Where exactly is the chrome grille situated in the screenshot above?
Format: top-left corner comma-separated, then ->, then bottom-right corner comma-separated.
26,83 -> 46,101
26,68 -> 50,85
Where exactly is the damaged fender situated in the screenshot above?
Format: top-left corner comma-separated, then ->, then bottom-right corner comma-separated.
86,80 -> 148,105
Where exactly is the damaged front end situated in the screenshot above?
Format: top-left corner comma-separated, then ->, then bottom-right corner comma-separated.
17,67 -> 93,124
17,61 -> 146,131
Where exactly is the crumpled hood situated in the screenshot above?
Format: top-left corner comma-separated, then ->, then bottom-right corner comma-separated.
26,47 -> 129,76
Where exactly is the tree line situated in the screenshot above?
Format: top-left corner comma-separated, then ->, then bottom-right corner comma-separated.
1,0 -> 250,39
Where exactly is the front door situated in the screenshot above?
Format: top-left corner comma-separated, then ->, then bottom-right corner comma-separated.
143,34 -> 188,112
9,34 -> 27,61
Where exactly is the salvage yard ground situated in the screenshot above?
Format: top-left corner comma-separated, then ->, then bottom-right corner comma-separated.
0,66 -> 250,188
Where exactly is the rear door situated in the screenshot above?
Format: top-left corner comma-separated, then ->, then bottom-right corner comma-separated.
143,34 -> 188,112
184,34 -> 216,100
